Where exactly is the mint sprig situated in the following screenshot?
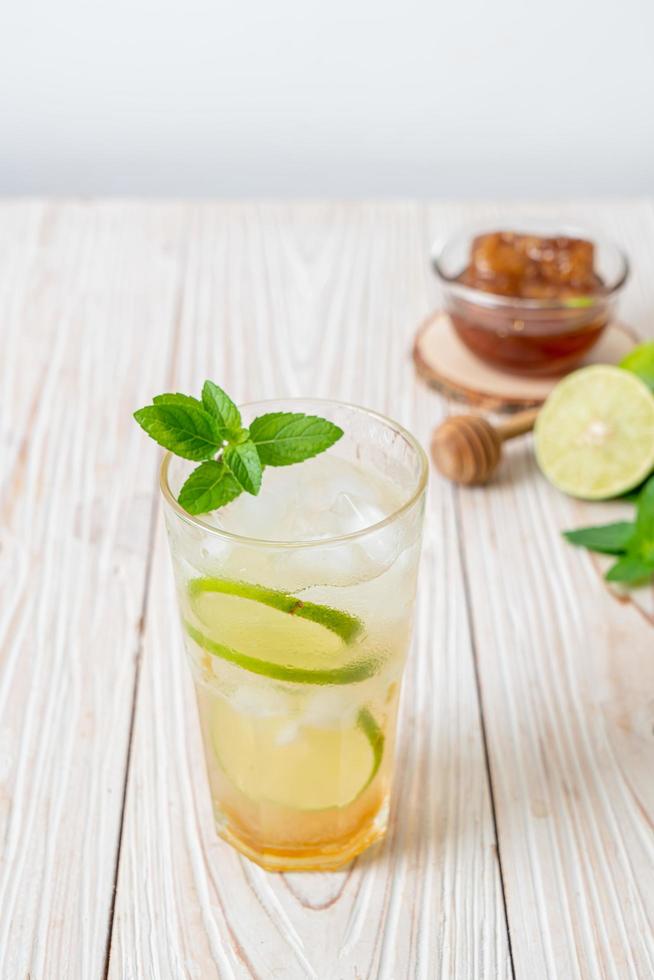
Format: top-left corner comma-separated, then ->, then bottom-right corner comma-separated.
563,474 -> 654,585
134,382 -> 343,515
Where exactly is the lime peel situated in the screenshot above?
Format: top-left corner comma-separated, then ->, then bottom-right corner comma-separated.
357,707 -> 384,790
188,576 -> 363,643
184,622 -> 376,685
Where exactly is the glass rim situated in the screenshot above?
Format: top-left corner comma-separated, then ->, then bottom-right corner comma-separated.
159,397 -> 429,550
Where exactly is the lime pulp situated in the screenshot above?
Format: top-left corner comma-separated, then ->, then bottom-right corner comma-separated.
210,699 -> 384,810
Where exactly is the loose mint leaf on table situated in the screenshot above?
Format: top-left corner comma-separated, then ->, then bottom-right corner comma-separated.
224,440 -> 262,495
133,402 -> 225,460
134,382 -> 344,515
635,471 -> 654,538
563,522 -> 635,555
562,473 -> 654,586
630,474 -> 654,564
605,555 -> 654,584
178,460 -> 243,515
250,412 -> 343,466
620,488 -> 644,504
202,381 -> 241,435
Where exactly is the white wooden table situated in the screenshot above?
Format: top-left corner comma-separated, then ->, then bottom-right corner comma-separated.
1,200 -> 653,980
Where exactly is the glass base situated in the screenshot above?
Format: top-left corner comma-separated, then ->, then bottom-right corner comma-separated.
215,799 -> 389,872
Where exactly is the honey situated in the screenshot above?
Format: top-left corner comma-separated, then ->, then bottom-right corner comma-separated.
447,231 -> 610,375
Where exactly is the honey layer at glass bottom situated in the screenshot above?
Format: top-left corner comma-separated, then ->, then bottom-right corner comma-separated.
196,683 -> 398,871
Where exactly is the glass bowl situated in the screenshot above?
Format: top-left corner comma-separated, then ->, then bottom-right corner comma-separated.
432,220 -> 629,376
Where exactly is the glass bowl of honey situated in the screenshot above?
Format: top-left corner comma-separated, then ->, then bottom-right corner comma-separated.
432,222 -> 629,375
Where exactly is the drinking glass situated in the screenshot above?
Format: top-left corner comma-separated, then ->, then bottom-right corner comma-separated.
161,399 -> 428,871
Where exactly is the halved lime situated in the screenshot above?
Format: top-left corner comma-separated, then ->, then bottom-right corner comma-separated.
210,698 -> 384,810
535,365 -> 654,499
184,576 -> 374,685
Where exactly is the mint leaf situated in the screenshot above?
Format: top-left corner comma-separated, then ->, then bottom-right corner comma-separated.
202,381 -> 241,434
621,488 -> 644,503
153,393 -> 204,411
178,461 -> 243,515
628,474 -> 654,563
605,555 -> 654,584
563,475 -> 654,586
133,403 -> 225,460
635,474 -> 654,538
250,412 -> 343,466
563,522 -> 635,555
224,440 -> 262,495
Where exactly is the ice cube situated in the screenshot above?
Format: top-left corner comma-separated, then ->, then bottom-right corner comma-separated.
300,688 -> 359,729
186,453 -> 408,591
275,720 -> 300,745
228,683 -> 288,719
329,491 -> 384,534
216,470 -> 299,540
271,540 -> 371,591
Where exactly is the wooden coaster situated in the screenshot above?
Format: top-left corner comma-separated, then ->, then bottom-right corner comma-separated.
413,312 -> 638,412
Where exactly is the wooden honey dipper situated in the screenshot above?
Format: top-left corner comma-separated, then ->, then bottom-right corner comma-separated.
431,407 -> 540,485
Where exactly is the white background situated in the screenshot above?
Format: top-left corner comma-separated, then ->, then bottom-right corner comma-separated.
1,0 -> 652,196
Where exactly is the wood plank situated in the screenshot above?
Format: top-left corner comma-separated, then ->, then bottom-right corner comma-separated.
0,202 -> 186,977
435,201 -> 654,978
109,203 -> 511,978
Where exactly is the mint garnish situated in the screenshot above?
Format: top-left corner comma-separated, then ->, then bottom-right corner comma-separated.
563,473 -> 654,584
605,556 -> 654,584
563,522 -> 635,555
134,382 -> 343,515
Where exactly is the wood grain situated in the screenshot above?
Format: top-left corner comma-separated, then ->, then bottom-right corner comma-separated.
3,200 -> 653,979
0,202 -> 186,977
108,203 -> 511,979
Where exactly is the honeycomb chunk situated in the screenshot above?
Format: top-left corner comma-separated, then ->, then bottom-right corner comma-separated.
461,231 -> 601,299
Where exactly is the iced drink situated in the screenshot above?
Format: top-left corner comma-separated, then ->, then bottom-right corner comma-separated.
161,400 -> 427,871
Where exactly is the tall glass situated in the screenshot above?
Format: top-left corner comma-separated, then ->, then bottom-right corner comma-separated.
161,400 -> 428,871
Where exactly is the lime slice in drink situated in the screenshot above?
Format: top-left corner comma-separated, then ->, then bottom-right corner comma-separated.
534,365 -> 654,499
210,698 -> 383,810
189,577 -> 362,642
184,576 -> 374,685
